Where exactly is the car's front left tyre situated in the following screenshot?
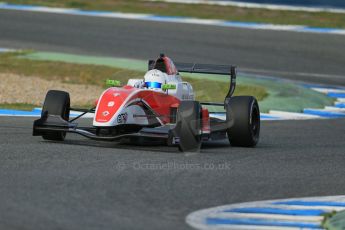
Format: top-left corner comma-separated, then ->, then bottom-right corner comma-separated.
41,90 -> 70,141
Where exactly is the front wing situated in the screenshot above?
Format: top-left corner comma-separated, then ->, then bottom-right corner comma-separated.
33,112 -> 230,143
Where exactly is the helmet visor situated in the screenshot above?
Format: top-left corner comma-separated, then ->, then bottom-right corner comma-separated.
145,82 -> 162,89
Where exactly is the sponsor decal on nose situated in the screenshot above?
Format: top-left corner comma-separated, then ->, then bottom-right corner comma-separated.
117,113 -> 128,124
102,111 -> 110,117
108,101 -> 115,107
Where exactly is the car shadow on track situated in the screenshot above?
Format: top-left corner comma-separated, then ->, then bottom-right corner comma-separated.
42,138 -> 180,154
39,136 -> 239,155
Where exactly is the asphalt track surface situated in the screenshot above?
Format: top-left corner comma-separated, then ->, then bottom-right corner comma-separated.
0,117 -> 345,230
1,8 -> 345,230
1,9 -> 345,86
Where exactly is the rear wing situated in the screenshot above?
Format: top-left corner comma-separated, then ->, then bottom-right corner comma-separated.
175,63 -> 236,105
148,60 -> 237,106
175,62 -> 235,76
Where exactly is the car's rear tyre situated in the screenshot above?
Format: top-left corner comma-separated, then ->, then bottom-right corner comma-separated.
175,101 -> 202,152
41,90 -> 70,141
226,96 -> 260,147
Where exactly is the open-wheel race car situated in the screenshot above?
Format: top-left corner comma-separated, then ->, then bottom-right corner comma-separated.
33,54 -> 260,152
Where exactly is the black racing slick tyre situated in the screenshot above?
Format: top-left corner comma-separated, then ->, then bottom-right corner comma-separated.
175,101 -> 202,152
41,90 -> 70,141
226,96 -> 260,147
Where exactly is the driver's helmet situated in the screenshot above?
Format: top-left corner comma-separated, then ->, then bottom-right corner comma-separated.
144,69 -> 167,91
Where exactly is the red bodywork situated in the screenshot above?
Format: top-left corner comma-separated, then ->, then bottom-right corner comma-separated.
161,56 -> 178,75
94,54 -> 210,130
95,86 -> 181,124
201,108 -> 210,134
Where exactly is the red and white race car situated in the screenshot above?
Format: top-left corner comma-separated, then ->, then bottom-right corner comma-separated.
33,54 -> 260,152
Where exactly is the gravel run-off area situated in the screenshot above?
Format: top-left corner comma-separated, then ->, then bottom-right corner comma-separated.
0,73 -> 104,106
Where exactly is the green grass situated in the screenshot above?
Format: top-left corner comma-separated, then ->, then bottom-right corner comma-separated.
0,103 -> 38,111
0,52 -> 268,110
190,79 -> 267,103
0,51 -> 141,87
4,0 -> 345,28
323,210 -> 345,230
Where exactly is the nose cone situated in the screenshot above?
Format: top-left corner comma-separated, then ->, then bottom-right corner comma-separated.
94,86 -> 136,125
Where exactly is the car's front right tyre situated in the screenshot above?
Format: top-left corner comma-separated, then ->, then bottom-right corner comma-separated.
226,96 -> 260,147
174,101 -> 202,152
